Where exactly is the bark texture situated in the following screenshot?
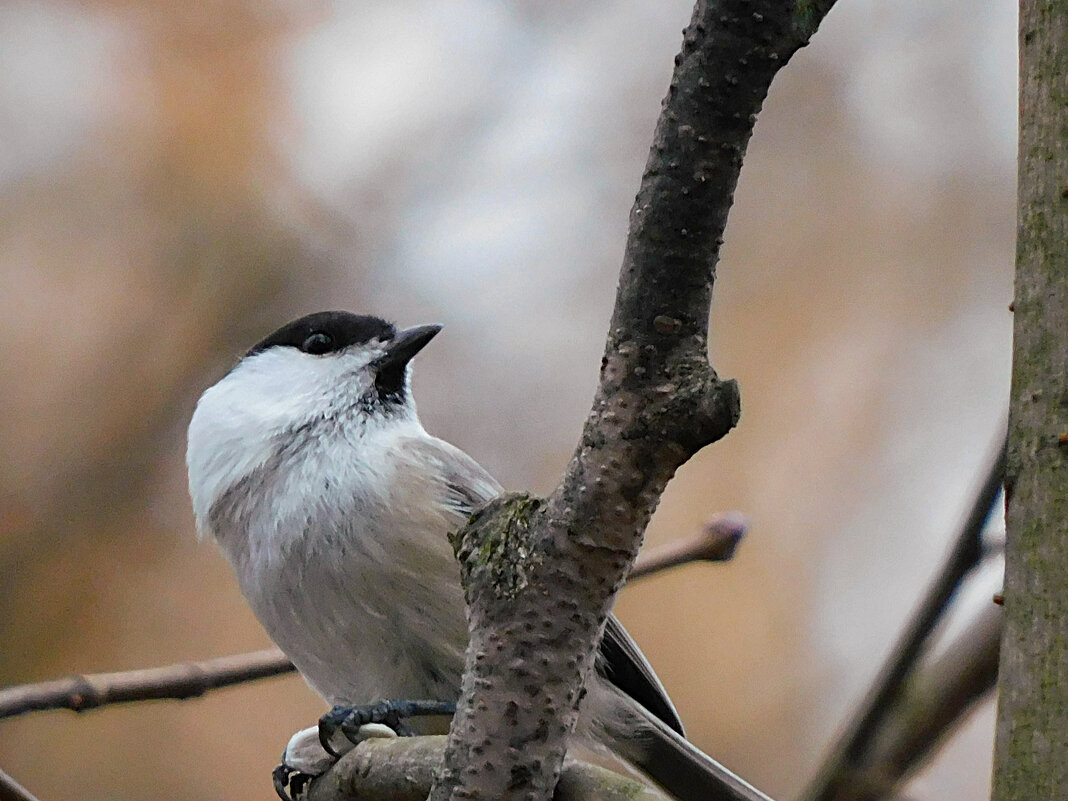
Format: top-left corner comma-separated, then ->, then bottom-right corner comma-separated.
991,2 -> 1068,798
308,738 -> 670,801
432,3 -> 838,800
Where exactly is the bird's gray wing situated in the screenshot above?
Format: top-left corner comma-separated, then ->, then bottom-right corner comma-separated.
598,614 -> 685,736
403,437 -> 684,735
443,467 -> 500,518
401,435 -> 503,518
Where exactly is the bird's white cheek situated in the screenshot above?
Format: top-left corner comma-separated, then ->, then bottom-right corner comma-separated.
186,388 -> 279,536
185,345 -> 379,538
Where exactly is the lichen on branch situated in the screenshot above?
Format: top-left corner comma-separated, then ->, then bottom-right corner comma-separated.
451,494 -> 546,602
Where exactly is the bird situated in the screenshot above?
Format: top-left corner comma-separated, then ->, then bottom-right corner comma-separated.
186,310 -> 768,801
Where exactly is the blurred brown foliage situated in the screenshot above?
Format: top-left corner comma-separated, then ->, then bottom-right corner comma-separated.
0,2 -> 1013,800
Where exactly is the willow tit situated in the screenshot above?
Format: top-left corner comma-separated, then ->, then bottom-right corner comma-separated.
186,311 -> 767,801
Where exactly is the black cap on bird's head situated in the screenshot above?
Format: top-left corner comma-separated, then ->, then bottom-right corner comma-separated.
248,312 -> 387,357
247,311 -> 442,405
249,312 -> 440,360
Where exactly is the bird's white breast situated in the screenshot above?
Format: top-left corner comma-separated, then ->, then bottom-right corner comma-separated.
188,358 -> 471,705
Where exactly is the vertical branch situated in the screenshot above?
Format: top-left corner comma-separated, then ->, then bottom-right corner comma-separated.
992,2 -> 1068,798
432,3 -> 839,800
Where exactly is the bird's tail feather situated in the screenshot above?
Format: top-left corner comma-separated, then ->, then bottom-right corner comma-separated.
610,706 -> 774,801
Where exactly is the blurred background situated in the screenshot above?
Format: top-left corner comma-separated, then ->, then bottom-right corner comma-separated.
0,1 -> 1015,799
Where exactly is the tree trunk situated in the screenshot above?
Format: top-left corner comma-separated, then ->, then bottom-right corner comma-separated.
991,2 -> 1068,799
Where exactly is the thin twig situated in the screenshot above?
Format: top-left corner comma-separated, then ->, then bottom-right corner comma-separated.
0,769 -> 41,801
0,519 -> 739,721
629,512 -> 748,580
802,435 -> 1007,801
846,601 -> 1002,800
0,648 -> 294,720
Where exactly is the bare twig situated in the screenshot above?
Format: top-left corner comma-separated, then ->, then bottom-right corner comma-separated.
0,520 -> 737,721
834,602 -> 1003,800
0,648 -> 293,720
0,769 -> 41,801
802,436 -> 1006,801
307,736 -> 672,801
629,512 -> 748,580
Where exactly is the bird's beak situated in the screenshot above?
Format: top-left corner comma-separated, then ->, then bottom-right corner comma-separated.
377,324 -> 442,371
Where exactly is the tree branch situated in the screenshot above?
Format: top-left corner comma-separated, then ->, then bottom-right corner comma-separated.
820,601 -> 1003,801
992,2 -> 1068,796
0,648 -> 294,720
629,512 -> 748,580
865,601 -> 1001,799
310,602 -> 1004,801
801,438 -> 1005,801
0,769 -> 41,801
306,737 -> 672,801
435,3 -> 838,800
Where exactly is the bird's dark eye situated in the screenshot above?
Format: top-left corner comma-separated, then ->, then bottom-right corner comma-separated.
302,332 -> 333,354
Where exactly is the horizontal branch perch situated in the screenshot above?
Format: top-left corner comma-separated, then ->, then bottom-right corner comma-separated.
307,736 -> 672,801
0,648 -> 294,720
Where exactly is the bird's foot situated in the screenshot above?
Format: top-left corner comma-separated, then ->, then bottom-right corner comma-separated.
318,699 -> 457,756
272,761 -> 314,801
273,700 -> 457,799
273,725 -> 327,801
272,722 -> 391,801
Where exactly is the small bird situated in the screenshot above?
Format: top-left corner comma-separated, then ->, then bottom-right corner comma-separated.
187,311 -> 767,801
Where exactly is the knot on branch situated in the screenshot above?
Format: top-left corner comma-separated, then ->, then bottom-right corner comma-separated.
699,374 -> 741,439
451,493 -> 547,602
636,372 -> 740,456
65,676 -> 100,712
598,333 -> 739,454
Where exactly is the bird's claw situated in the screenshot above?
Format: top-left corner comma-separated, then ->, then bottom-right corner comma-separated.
274,724 -> 338,800
273,761 -> 314,801
318,699 -> 457,756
